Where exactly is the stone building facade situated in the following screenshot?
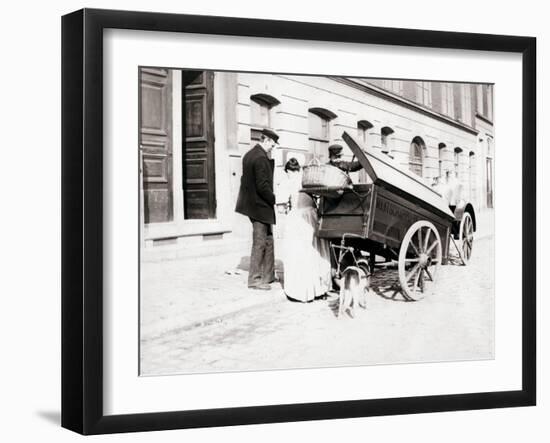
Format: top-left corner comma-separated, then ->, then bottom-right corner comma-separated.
139,69 -> 494,260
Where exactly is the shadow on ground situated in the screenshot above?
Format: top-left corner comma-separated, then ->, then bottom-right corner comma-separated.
237,256 -> 284,273
36,410 -> 60,426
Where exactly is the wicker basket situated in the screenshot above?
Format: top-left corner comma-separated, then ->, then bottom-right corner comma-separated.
302,158 -> 351,189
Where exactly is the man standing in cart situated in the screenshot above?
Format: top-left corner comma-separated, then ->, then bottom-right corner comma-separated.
235,128 -> 279,291
327,144 -> 363,173
325,144 -> 364,290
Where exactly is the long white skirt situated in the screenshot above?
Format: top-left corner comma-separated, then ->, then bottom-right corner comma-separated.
282,206 -> 332,302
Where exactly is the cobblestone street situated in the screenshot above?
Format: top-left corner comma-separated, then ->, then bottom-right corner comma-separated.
140,212 -> 494,376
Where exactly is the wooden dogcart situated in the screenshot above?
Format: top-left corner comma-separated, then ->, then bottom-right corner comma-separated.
303,131 -> 476,301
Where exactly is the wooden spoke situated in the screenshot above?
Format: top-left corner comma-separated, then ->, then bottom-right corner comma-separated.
398,220 -> 442,301
423,228 -> 431,252
409,240 -> 420,257
406,263 -> 421,282
458,212 -> 474,265
412,268 -> 421,293
426,240 -> 439,255
416,228 -> 423,253
466,241 -> 472,257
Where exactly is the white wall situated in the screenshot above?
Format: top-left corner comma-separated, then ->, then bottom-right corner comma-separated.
0,1 -> 545,442
240,73 -> 483,198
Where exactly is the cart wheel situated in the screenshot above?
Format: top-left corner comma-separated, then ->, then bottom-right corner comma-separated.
398,221 -> 442,301
459,212 -> 474,264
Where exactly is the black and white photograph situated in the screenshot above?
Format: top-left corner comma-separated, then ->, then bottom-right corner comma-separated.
2,0 -> 543,438
139,69 -> 495,376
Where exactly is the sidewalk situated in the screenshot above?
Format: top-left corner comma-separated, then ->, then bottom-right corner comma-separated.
140,248 -> 287,342
474,208 -> 494,240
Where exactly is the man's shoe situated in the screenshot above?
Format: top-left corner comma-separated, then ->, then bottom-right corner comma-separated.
248,283 -> 271,291
263,274 -> 277,284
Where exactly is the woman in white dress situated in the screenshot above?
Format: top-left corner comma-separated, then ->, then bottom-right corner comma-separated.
281,158 -> 332,302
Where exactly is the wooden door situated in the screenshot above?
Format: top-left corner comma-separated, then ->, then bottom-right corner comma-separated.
139,68 -> 173,223
182,71 -> 216,219
486,157 -> 493,208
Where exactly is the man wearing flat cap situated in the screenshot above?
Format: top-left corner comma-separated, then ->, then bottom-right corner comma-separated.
327,144 -> 363,173
235,128 -> 279,290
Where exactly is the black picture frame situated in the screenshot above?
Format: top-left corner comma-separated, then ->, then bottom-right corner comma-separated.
62,8 -> 536,435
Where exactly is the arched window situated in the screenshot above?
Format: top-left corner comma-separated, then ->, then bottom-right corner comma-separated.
478,84 -> 494,121
487,137 -> 493,157
356,120 -> 374,184
438,143 -> 446,179
309,107 -> 337,160
454,147 -> 463,176
469,151 -> 476,202
380,79 -> 403,94
486,138 -> 494,208
416,81 -> 432,107
357,120 -> 373,146
441,83 -> 455,118
381,126 -> 394,154
250,93 -> 280,141
409,136 -> 425,177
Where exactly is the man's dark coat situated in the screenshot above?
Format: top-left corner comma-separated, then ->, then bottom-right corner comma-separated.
235,144 -> 276,225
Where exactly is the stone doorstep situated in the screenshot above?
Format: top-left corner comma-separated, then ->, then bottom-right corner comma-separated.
142,236 -> 252,263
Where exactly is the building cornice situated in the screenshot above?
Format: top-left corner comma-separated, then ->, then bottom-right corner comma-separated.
475,112 -> 494,126
332,77 -> 479,136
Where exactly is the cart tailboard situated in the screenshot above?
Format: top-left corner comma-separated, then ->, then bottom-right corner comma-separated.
342,131 -> 455,221
318,184 -> 373,238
